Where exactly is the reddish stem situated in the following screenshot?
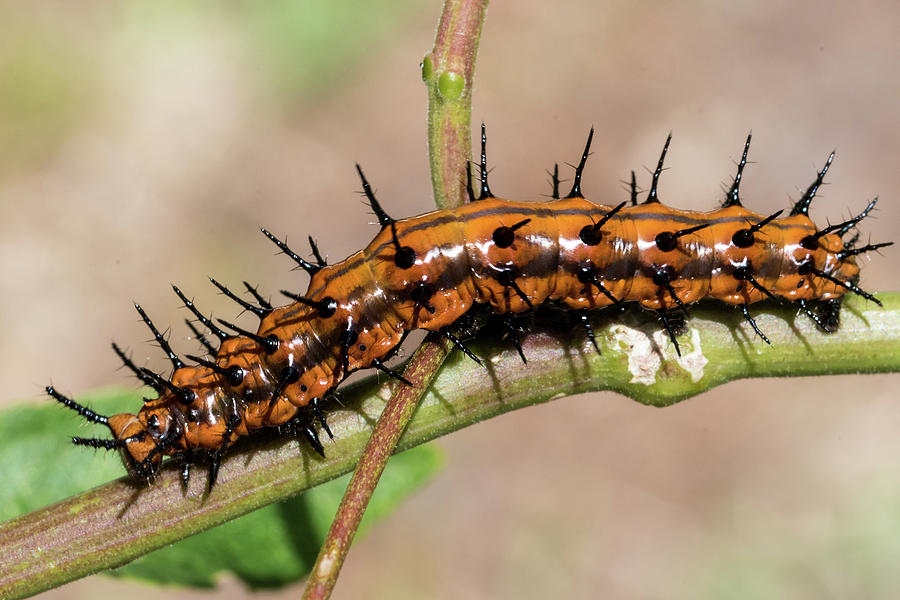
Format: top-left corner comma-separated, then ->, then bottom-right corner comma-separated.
301,335 -> 452,600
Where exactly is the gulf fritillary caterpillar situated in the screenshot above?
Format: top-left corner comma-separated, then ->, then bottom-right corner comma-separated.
49,126 -> 890,490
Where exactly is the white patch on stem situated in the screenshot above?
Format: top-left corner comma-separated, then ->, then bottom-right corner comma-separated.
609,325 -> 708,385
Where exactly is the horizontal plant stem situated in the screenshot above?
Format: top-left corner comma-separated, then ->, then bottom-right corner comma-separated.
1,293 -> 898,599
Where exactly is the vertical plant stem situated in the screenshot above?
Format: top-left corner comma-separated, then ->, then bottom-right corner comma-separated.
424,0 -> 490,209
301,335 -> 452,600
301,1 -> 489,598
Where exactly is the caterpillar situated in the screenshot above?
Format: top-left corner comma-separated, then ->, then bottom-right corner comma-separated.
49,126 -> 890,490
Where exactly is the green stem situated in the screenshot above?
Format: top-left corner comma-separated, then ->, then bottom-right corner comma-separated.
423,0 -> 489,209
1,294 -> 898,599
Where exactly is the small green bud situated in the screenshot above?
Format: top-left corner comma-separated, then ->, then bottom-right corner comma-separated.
437,71 -> 464,100
420,55 -> 434,81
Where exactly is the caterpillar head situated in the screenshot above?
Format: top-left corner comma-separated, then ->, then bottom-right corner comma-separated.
48,386 -> 174,480
108,411 -> 172,479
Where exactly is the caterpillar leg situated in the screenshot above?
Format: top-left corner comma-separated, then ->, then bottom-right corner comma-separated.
501,314 -> 529,364
796,298 -> 830,333
281,413 -> 326,458
178,453 -> 193,492
311,397 -> 334,439
796,298 -> 843,333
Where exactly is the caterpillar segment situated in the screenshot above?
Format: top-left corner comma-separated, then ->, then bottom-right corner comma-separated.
51,130 -> 889,489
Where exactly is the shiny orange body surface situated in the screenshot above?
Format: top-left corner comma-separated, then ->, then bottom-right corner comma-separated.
52,134 -> 885,484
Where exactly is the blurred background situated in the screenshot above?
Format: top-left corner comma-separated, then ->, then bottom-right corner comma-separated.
2,1 -> 899,598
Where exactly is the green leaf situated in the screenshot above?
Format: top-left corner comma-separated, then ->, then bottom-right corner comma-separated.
110,445 -> 442,589
0,391 -> 443,589
0,388 -> 142,521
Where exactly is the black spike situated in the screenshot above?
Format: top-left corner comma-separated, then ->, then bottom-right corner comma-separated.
311,397 -> 334,439
139,368 -> 196,405
748,210 -> 783,233
644,133 -> 672,204
657,309 -> 682,357
477,122 -> 494,200
185,354 -> 244,386
72,436 -> 125,450
797,262 -> 883,306
243,282 -> 273,311
465,160 -> 477,203
733,264 -> 780,302
654,223 -> 710,252
440,328 -> 484,367
82,434 -> 149,456
217,319 -> 280,353
207,413 -> 241,491
576,264 -> 622,307
268,366 -> 300,406
356,163 -> 393,228
839,197 -> 878,237
209,278 -> 268,318
495,269 -> 534,308
111,341 -> 163,393
308,236 -> 327,267
790,151 -> 834,216
280,290 -> 338,318
802,198 -> 880,250
491,218 -> 531,249
579,201 -> 627,246
47,386 -> 108,425
389,222 -> 417,268
723,133 -> 752,207
370,357 -> 413,386
184,319 -> 217,354
134,303 -> 184,371
731,210 -> 783,248
843,231 -> 861,250
740,303 -> 771,344
566,127 -> 594,198
837,241 -> 893,261
652,266 -> 688,316
259,228 -> 321,276
550,163 -> 561,200
629,170 -> 638,206
172,285 -> 229,341
337,322 -> 357,380
577,310 -> 601,355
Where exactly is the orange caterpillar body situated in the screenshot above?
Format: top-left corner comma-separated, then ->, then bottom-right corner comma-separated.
49,129 -> 889,487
